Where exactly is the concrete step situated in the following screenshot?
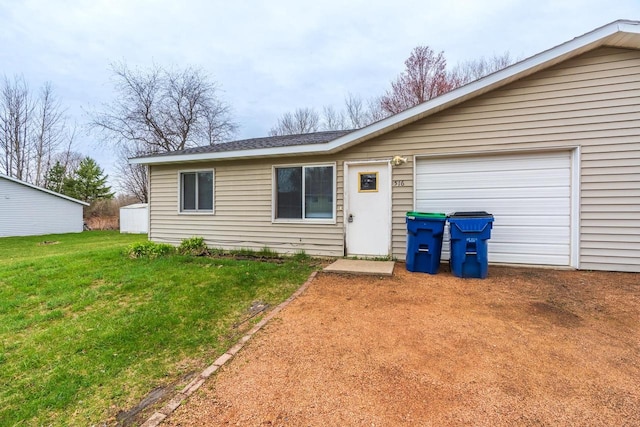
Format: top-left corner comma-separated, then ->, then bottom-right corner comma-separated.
323,259 -> 395,276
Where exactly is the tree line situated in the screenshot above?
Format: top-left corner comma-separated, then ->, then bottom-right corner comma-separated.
2,45 -> 514,205
269,48 -> 514,135
0,76 -> 113,204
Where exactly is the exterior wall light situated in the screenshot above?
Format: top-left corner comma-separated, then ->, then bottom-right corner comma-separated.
391,155 -> 408,166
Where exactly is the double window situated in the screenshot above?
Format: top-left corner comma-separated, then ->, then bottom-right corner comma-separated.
180,171 -> 214,212
275,164 -> 335,221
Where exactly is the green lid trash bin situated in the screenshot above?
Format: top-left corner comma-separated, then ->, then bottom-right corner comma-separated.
406,212 -> 447,274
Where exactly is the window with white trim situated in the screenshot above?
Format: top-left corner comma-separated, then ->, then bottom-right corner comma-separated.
275,165 -> 334,220
180,171 -> 213,212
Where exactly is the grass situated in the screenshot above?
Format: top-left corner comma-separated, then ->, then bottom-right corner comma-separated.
0,231 -> 316,426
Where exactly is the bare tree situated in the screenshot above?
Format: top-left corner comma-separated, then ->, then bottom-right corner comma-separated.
322,105 -> 347,131
43,122 -> 83,191
32,82 -> 66,186
0,76 -> 71,185
56,124 -> 83,176
269,107 -> 320,136
90,62 -> 236,198
343,93 -> 368,128
365,97 -> 389,123
341,93 -> 393,127
269,93 -> 390,136
115,142 -> 148,203
91,62 -> 237,152
0,76 -> 33,181
379,46 -> 452,115
450,52 -> 515,87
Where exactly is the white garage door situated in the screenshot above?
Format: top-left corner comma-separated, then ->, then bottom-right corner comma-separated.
415,151 -> 572,266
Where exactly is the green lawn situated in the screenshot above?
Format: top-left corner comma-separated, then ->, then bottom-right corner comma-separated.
0,231 -> 315,426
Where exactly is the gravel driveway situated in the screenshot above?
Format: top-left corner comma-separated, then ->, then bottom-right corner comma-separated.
166,265 -> 639,426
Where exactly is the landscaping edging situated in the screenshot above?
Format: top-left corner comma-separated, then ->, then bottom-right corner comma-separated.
140,271 -> 318,427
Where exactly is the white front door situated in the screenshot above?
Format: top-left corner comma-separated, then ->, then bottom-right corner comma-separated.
345,162 -> 391,257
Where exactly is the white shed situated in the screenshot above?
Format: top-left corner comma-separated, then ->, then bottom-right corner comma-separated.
0,174 -> 88,237
119,203 -> 149,234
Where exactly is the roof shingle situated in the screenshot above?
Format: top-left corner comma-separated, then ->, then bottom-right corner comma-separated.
140,130 -> 353,158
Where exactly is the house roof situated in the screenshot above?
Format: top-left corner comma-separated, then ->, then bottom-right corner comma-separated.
131,19 -> 640,166
0,174 -> 90,206
139,130 -> 353,159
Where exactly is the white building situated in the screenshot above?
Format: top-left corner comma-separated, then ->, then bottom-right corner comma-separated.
119,203 -> 149,234
0,174 -> 88,237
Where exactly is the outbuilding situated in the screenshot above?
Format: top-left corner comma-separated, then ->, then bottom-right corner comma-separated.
131,20 -> 640,273
119,203 -> 149,234
0,174 -> 88,237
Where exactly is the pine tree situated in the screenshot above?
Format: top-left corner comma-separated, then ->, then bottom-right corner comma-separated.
63,157 -> 114,203
44,161 -> 66,193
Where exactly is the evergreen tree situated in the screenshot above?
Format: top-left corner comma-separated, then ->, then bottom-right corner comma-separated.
44,161 -> 66,193
63,157 -> 114,203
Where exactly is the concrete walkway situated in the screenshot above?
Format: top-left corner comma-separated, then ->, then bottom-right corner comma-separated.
323,259 -> 395,276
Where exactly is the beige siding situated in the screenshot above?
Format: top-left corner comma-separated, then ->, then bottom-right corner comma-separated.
150,157 -> 345,256
339,47 -> 640,272
149,47 -> 640,271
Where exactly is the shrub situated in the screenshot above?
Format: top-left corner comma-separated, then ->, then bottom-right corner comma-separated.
178,236 -> 209,256
127,241 -> 175,259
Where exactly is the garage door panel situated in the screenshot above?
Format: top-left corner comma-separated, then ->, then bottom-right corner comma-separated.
441,232 -> 570,252
416,151 -> 572,266
491,226 -> 570,244
492,215 -> 570,227
417,171 -> 570,189
417,186 -> 570,199
487,251 -> 570,265
424,155 -> 570,173
489,241 -> 570,256
441,241 -> 570,265
417,199 -> 570,216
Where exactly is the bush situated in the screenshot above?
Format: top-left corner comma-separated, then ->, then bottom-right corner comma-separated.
178,236 -> 209,256
127,241 -> 175,259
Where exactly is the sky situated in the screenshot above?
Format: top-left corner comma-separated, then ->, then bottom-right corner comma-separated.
0,0 -> 638,189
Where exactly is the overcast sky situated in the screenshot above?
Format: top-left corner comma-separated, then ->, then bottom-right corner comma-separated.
0,0 -> 638,187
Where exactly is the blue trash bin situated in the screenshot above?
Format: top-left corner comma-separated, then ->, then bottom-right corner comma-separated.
448,211 -> 494,279
406,212 -> 447,274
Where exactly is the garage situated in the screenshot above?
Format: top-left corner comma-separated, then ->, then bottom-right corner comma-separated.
415,151 -> 575,266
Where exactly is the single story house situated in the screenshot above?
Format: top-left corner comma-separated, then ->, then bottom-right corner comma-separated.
132,20 -> 640,273
0,174 -> 89,237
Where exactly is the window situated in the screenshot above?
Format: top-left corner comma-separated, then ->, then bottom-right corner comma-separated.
275,165 -> 334,220
358,172 -> 378,192
180,171 -> 213,212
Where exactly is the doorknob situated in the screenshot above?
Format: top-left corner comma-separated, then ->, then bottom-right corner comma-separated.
348,214 -> 354,223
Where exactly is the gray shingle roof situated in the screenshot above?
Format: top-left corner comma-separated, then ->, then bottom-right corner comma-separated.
138,130 -> 353,159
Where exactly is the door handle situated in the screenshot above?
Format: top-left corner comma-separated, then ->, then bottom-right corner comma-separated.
348,214 -> 354,223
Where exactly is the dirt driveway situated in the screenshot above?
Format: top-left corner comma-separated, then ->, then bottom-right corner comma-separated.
166,265 -> 639,426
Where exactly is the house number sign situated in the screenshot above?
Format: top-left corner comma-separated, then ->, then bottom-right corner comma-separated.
393,180 -> 405,187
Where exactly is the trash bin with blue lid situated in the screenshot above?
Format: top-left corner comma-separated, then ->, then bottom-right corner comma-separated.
448,211 -> 494,279
405,212 -> 447,274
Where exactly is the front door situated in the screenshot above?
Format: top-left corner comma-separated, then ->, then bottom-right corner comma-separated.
345,162 -> 391,257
